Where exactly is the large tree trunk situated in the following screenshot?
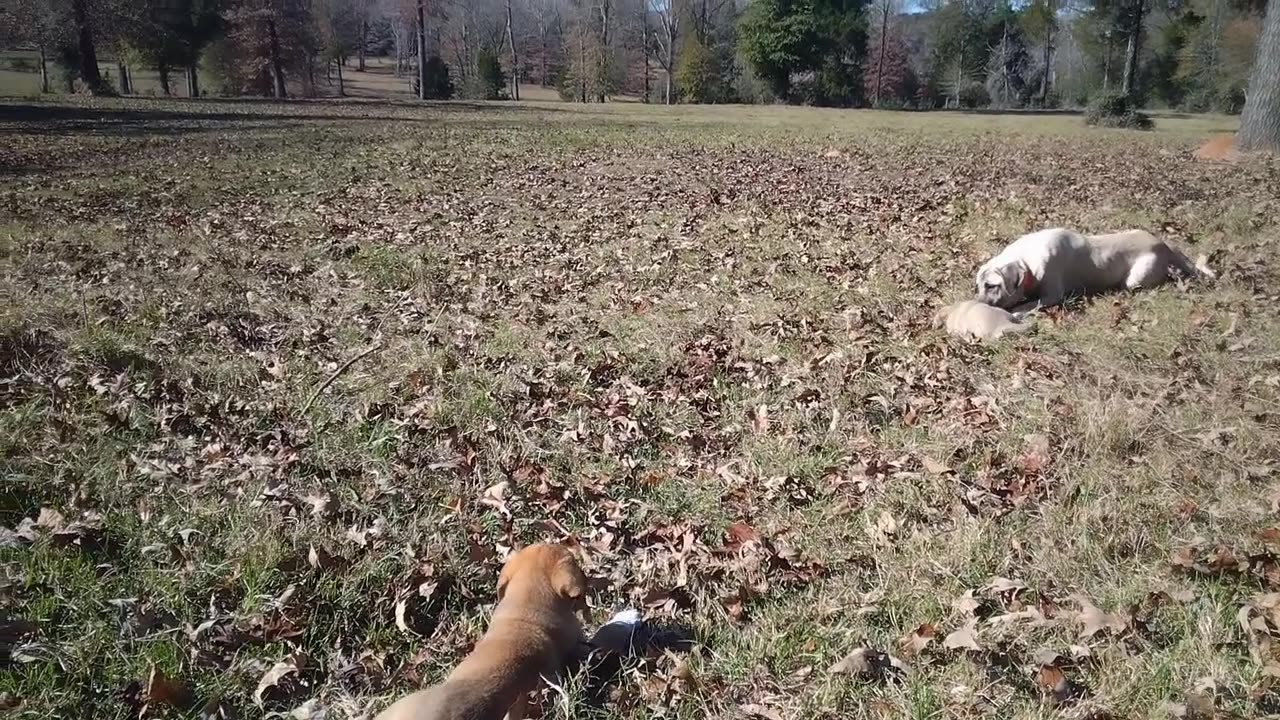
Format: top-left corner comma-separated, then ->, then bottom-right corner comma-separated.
1102,36 -> 1111,92
1039,6 -> 1054,104
336,57 -> 345,96
358,17 -> 367,70
641,6 -> 650,102
186,65 -> 199,98
1238,0 -> 1280,151
38,45 -> 49,93
417,0 -> 428,99
70,0 -> 105,93
541,26 -> 549,86
506,0 -> 519,100
873,2 -> 888,105
597,0 -> 610,102
267,17 -> 287,98
1121,0 -> 1143,99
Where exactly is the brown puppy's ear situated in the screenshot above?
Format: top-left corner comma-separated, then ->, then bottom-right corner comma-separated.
551,554 -> 588,601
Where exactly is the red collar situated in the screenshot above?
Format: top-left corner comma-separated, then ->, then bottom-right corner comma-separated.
1019,270 -> 1036,294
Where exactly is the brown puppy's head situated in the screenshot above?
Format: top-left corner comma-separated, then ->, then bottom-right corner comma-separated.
975,259 -> 1034,309
496,543 -> 588,609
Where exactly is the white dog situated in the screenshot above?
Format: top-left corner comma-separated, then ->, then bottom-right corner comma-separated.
933,300 -> 1033,341
975,228 -> 1211,309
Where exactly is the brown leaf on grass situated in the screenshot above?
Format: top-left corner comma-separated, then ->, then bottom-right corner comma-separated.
143,664 -> 193,711
1261,528 -> 1280,547
301,491 -> 337,519
921,456 -> 952,475
750,404 -> 769,433
287,698 -> 324,719
479,481 -> 511,519
1073,595 -> 1127,639
306,544 -> 348,572
868,510 -> 898,545
953,589 -> 982,616
943,619 -> 982,651
394,579 -> 448,638
254,655 -> 305,707
828,647 -> 909,680
897,623 -> 937,657
739,703 -> 784,720
724,521 -> 761,551
1036,664 -> 1086,705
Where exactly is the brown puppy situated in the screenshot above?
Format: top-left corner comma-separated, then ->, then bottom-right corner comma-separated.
375,543 -> 589,720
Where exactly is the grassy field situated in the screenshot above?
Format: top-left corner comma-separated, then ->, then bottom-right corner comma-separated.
2,97 -> 1279,720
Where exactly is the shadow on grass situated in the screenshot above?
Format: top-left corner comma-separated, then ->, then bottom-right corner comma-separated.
0,98 -> 574,137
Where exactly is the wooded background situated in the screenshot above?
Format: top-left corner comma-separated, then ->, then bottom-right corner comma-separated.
0,0 -> 1270,113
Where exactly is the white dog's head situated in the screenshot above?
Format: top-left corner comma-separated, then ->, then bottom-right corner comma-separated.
975,259 -> 1035,309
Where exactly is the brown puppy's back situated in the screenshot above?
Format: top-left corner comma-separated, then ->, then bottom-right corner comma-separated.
374,544 -> 587,720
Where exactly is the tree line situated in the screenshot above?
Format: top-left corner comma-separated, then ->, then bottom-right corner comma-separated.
0,0 -> 1273,116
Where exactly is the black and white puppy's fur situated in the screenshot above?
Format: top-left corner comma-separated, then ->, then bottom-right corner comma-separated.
975,228 -> 1211,309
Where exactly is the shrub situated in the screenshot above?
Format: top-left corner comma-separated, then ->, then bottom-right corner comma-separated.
957,81 -> 989,109
1084,91 -> 1154,130
413,55 -> 454,100
464,51 -> 506,100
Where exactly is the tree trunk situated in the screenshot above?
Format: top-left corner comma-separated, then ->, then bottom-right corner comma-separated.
873,3 -> 888,105
38,45 -> 49,93
506,0 -> 519,99
642,9 -> 650,103
1102,36 -> 1111,92
1121,0 -> 1143,98
186,65 -> 199,98
1238,0 -> 1280,151
578,32 -> 586,102
267,17 -> 287,98
358,17 -> 367,70
70,0 -> 104,93
597,0 -> 610,102
541,27 -> 549,85
117,61 -> 130,94
1040,2 -> 1054,104
417,0 -> 428,100
158,64 -> 172,95
336,56 -> 345,96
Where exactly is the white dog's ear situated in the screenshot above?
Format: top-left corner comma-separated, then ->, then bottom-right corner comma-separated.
1018,262 -> 1037,293
1005,261 -> 1034,294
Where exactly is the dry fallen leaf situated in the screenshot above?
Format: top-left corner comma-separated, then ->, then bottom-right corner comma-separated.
750,403 -> 770,433
254,656 -> 303,707
898,623 -> 937,657
1073,595 -> 1126,639
943,619 -> 982,651
869,510 -> 898,544
921,456 -> 952,475
828,646 -> 909,680
143,664 -> 193,711
739,702 -> 784,720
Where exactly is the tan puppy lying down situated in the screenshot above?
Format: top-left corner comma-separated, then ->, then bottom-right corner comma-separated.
376,543 -> 589,720
975,228 -> 1211,309
934,300 -> 1032,341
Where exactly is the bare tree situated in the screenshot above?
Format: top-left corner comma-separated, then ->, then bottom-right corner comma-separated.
869,0 -> 899,105
527,0 -> 563,86
417,0 -> 427,97
651,0 -> 677,103
506,0 -> 520,98
1237,0 -> 1280,151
